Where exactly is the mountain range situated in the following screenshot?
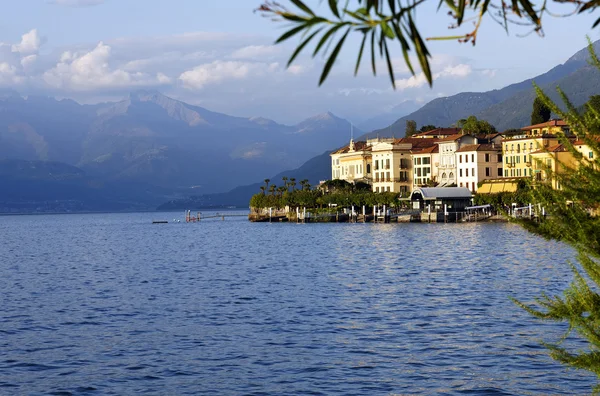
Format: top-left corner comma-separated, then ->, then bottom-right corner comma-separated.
363,40 -> 600,139
0,90 -> 358,212
2,40 -> 600,213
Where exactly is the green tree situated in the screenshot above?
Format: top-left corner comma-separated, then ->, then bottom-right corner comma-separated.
585,95 -> 600,133
405,120 -> 417,137
531,97 -> 551,125
419,125 -> 437,133
460,115 -> 497,134
257,1 -> 600,88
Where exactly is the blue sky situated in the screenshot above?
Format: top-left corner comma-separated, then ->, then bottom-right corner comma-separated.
0,0 -> 599,124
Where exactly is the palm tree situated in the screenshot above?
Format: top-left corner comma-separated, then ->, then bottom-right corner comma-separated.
269,184 -> 276,196
282,176 -> 289,191
264,179 -> 270,189
277,186 -> 286,197
259,186 -> 266,195
300,179 -> 311,191
290,177 -> 296,191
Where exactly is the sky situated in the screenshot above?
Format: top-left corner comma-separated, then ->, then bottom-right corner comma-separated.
0,0 -> 599,125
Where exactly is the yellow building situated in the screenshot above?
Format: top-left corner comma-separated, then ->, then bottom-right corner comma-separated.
330,139 -> 373,184
530,144 -> 579,190
501,120 -> 570,179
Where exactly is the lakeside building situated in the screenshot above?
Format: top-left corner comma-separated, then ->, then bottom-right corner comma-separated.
370,138 -> 440,194
501,120 -> 569,178
456,143 -> 503,192
412,145 -> 439,189
480,119 -> 586,193
330,139 -> 373,184
436,134 -> 478,187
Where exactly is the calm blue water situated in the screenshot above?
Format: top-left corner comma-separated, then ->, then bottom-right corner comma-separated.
0,211 -> 595,395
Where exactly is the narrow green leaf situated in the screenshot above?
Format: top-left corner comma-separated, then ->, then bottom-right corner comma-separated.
275,24 -> 308,44
313,23 -> 350,57
518,0 -> 540,24
408,15 -> 432,85
319,28 -> 351,85
457,0 -> 466,25
290,0 -> 315,16
370,29 -> 377,76
328,0 -> 341,18
392,21 -> 414,76
287,28 -> 323,67
345,10 -> 370,21
354,32 -> 368,76
380,21 -> 395,39
382,39 -> 396,89
357,7 -> 369,16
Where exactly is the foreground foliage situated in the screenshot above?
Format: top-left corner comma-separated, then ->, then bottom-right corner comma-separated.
257,0 -> 600,88
511,40 -> 600,391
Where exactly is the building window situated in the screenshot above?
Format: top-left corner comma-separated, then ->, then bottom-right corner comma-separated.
590,151 -> 594,159
498,154 -> 502,162
504,169 -> 508,177
485,167 -> 490,177
367,164 -> 371,174
498,168 -> 503,177
423,157 -> 430,165
466,169 -> 469,177
459,155 -> 462,163
485,153 -> 490,162
386,159 -> 390,169
387,186 -> 390,192
471,154 -> 475,162
442,172 -> 447,180
449,172 -> 454,180
459,169 -> 463,177
460,183 -> 463,187
472,168 -> 475,176
529,142 -> 533,150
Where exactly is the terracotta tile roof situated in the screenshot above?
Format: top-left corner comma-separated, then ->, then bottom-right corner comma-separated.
521,119 -> 568,131
412,128 -> 461,137
456,143 -> 502,153
331,140 -> 371,154
397,137 -> 441,149
436,133 -> 465,142
411,145 -> 439,154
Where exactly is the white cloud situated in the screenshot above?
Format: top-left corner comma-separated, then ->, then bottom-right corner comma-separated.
11,29 -> 42,55
20,54 -> 38,69
481,69 -> 497,78
48,0 -> 105,7
230,45 -> 280,60
394,63 -> 472,90
179,60 -> 279,89
287,64 -> 309,75
43,42 -> 169,91
0,63 -> 24,85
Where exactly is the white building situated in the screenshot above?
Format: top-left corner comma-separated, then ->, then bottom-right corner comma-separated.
436,134 -> 477,186
456,143 -> 503,192
411,145 -> 439,189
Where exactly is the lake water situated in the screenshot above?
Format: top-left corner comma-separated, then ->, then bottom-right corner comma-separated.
0,211 -> 595,395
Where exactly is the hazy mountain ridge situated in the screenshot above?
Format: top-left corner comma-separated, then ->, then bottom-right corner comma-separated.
0,90 -> 358,197
363,40 -> 600,138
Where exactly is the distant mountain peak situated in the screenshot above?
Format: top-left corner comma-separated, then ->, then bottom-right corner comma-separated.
99,90 -> 208,127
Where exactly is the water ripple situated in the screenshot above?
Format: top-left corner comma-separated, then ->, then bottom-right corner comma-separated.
0,212 -> 595,394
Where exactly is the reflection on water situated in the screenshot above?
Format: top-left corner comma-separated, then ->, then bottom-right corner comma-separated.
0,212 -> 594,395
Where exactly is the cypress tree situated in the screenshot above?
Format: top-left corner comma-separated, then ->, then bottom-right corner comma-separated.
531,97 -> 552,125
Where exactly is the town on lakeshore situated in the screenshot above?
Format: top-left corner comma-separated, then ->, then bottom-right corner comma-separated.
248,118 -> 595,223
